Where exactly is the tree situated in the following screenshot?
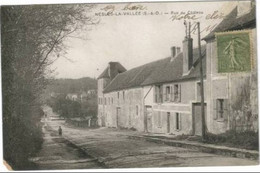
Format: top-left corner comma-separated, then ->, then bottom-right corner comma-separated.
1,4 -> 98,170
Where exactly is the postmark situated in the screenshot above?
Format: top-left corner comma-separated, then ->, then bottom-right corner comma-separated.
216,30 -> 253,73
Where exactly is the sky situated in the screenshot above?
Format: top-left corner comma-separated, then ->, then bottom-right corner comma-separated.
50,1 -> 238,79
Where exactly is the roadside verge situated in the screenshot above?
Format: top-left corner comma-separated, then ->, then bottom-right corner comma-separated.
128,135 -> 259,161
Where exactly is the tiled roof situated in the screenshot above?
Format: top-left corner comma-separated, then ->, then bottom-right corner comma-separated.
97,67 -> 110,79
103,58 -> 169,93
97,62 -> 126,79
203,6 -> 256,41
103,45 -> 206,93
141,45 -> 206,86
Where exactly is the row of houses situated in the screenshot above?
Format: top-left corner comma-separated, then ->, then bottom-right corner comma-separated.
97,2 -> 258,135
65,90 -> 97,102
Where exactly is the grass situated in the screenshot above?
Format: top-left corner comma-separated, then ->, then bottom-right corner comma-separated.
204,130 -> 259,151
172,130 -> 259,151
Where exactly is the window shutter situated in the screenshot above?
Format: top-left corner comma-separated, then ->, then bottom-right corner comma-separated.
213,99 -> 217,120
157,111 -> 160,127
160,86 -> 163,103
223,99 -> 228,120
179,114 -> 182,130
170,85 -> 174,102
178,84 -> 181,102
163,86 -> 167,101
173,85 -> 177,102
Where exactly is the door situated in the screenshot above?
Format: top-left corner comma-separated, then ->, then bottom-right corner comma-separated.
144,106 -> 152,132
116,107 -> 121,128
167,112 -> 171,133
192,103 -> 207,136
101,113 -> 105,127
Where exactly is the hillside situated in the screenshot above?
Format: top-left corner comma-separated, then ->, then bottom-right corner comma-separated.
45,77 -> 97,95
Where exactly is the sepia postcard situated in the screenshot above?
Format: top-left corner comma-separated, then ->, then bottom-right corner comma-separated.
1,0 -> 259,171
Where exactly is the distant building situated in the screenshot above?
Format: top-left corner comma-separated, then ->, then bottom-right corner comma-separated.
79,91 -> 88,102
66,93 -> 78,101
50,92 -> 60,98
87,89 -> 97,96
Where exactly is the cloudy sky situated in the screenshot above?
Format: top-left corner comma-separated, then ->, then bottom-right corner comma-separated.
50,1 -> 238,79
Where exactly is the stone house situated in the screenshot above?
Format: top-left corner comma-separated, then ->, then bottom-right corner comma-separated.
203,1 -> 257,134
97,62 -> 127,126
98,32 -> 207,135
141,44 -> 207,135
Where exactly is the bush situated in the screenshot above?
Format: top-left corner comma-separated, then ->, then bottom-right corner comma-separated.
204,130 -> 259,150
3,109 -> 43,170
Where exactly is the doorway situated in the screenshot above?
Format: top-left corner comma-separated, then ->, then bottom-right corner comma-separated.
116,107 -> 121,128
192,103 -> 207,136
144,106 -> 152,132
167,112 -> 171,133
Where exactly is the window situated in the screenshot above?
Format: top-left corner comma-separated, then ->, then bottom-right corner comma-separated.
158,111 -> 162,127
111,98 -> 113,104
214,99 -> 228,120
173,84 -> 181,102
167,112 -> 171,133
165,86 -> 171,101
136,105 -> 139,115
123,91 -> 125,101
104,98 -> 106,105
176,113 -> 181,130
108,98 -> 110,105
155,85 -> 163,103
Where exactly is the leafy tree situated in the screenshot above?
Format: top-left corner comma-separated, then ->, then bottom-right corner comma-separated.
1,4 -> 98,170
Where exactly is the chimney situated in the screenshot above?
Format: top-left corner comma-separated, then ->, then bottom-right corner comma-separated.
108,62 -> 118,80
182,22 -> 193,75
237,1 -> 252,18
171,46 -> 181,61
176,47 -> 181,54
171,46 -> 176,58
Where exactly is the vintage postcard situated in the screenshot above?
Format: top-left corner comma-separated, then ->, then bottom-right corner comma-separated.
1,0 -> 259,171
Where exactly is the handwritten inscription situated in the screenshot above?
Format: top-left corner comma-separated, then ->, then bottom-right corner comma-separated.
100,3 -> 147,13
170,13 -> 202,21
122,3 -> 147,11
206,11 -> 225,20
100,5 -> 116,13
190,23 -> 218,34
97,4 -> 226,35
96,4 -> 227,36
170,10 -> 225,21
98,6 -> 225,21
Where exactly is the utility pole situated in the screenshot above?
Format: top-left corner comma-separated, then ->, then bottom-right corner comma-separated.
197,22 -> 206,140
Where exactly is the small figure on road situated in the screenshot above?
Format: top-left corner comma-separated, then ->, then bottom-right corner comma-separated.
58,126 -> 62,136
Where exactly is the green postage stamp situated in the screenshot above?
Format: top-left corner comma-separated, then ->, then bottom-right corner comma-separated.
216,30 -> 252,73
